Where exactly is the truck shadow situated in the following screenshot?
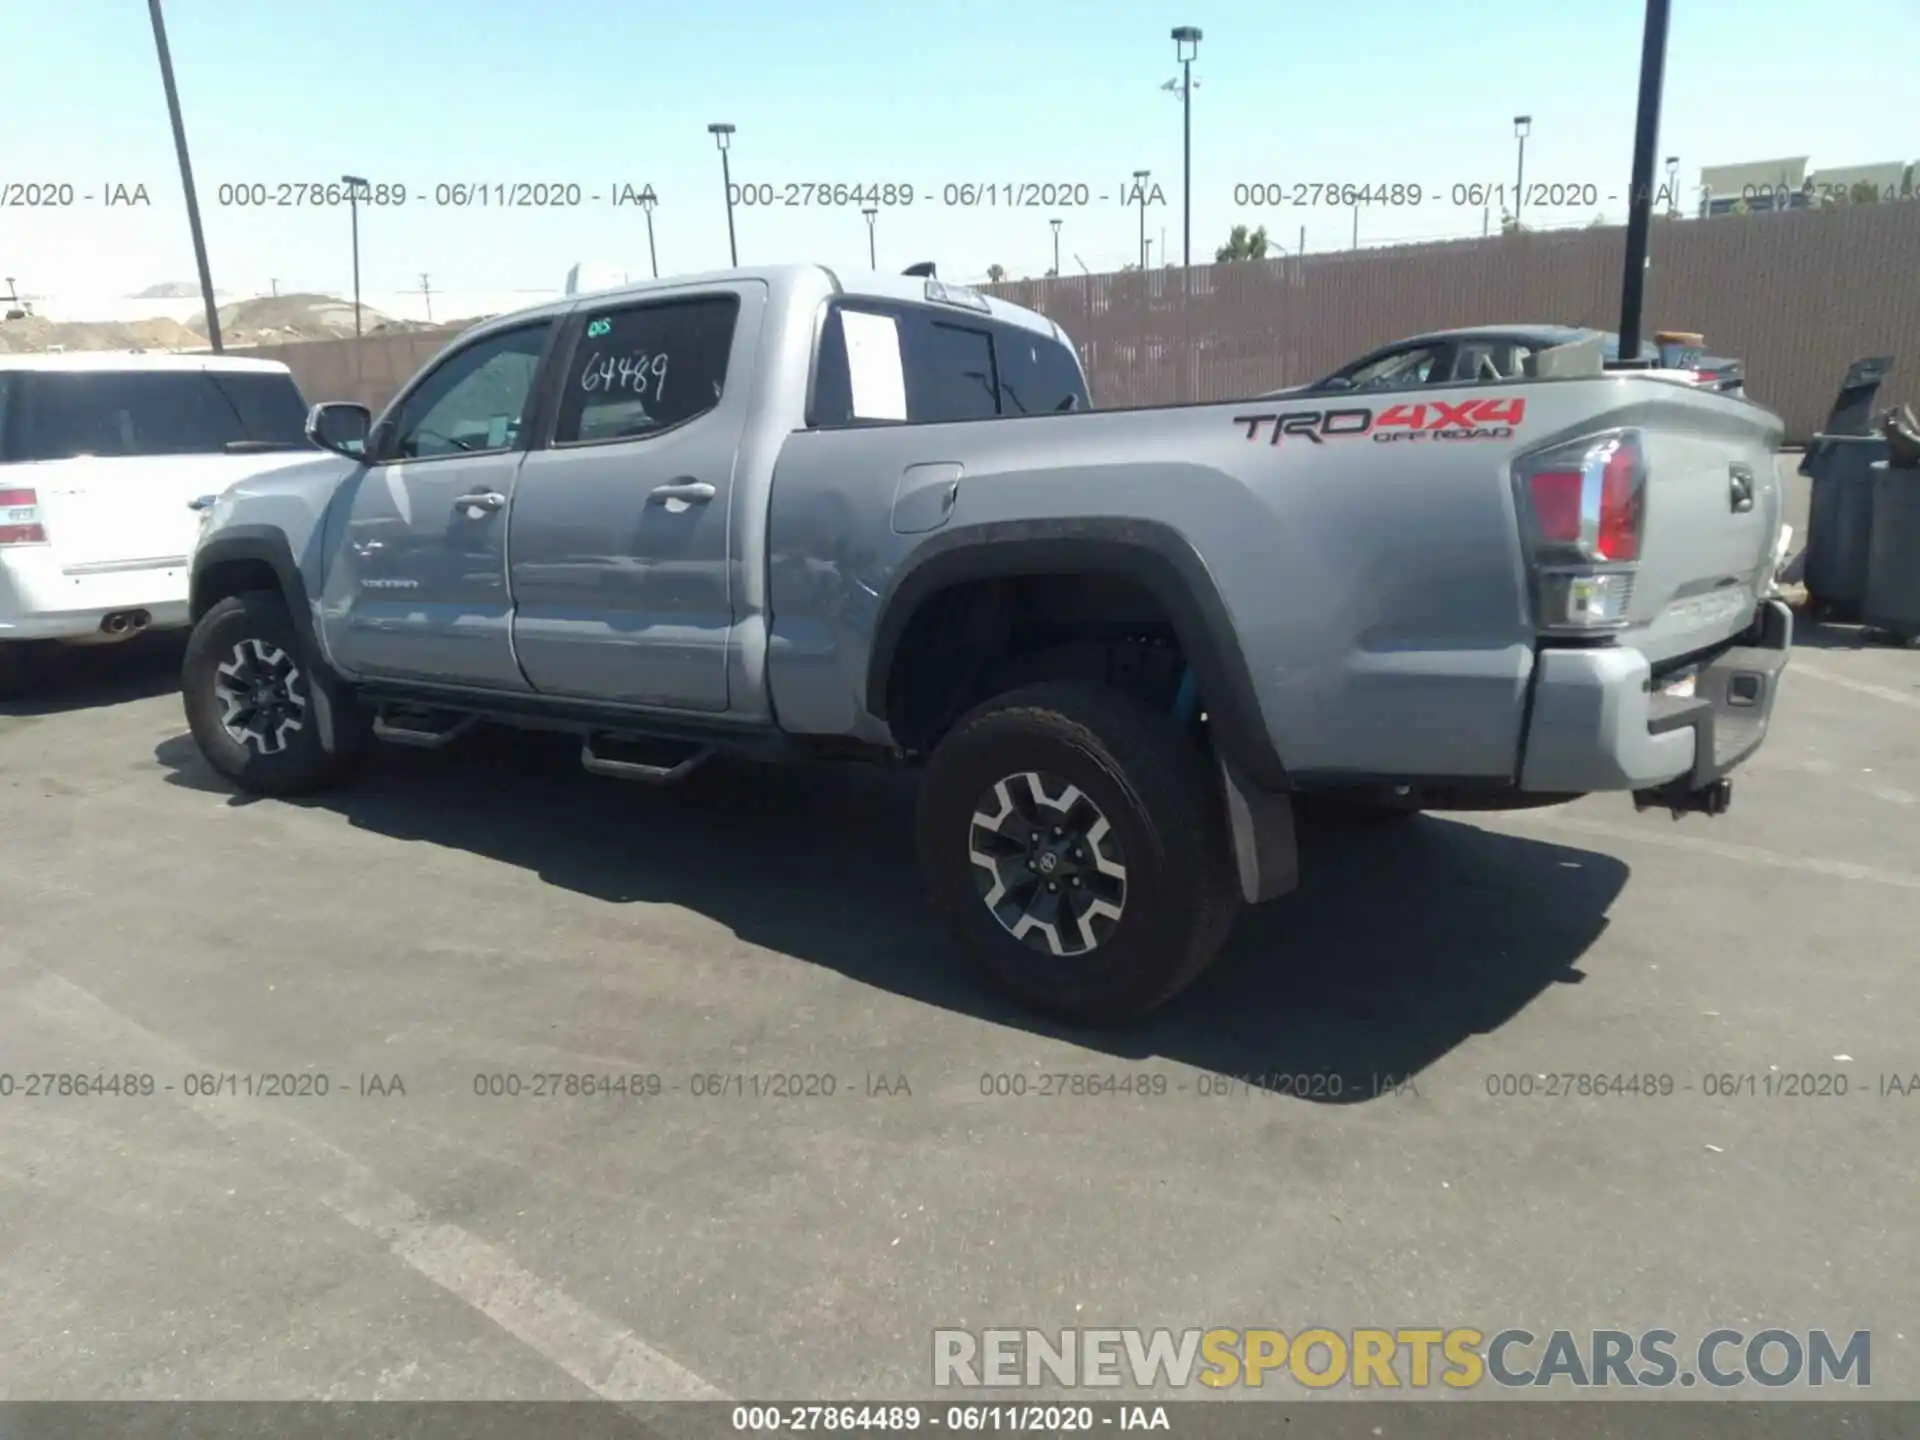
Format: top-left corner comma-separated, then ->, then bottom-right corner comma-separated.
0,633 -> 186,718
154,728 -> 1627,1104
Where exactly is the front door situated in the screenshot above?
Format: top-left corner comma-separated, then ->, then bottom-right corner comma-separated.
507,287 -> 757,711
319,320 -> 554,690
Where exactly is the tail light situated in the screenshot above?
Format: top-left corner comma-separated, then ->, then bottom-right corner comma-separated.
1512,430 -> 1646,633
0,487 -> 48,546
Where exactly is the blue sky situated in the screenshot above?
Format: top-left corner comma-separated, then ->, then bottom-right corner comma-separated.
3,0 -> 1916,306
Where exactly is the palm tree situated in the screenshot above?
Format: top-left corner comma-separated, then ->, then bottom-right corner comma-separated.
1214,224 -> 1269,262
986,264 -> 1007,283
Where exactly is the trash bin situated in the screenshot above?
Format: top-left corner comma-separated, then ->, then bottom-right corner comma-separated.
1802,433 -> 1885,620
1863,463 -> 1920,642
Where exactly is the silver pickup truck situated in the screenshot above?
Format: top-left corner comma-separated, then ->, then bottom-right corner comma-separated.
183,264 -> 1792,1023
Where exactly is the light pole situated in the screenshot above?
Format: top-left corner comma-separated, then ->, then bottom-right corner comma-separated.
147,0 -> 221,351
1663,154 -> 1680,217
708,123 -> 738,266
640,188 -> 659,278
1049,218 -> 1062,277
1169,27 -> 1201,272
1132,168 -> 1150,270
1618,0 -> 1673,365
342,174 -> 368,340
862,206 -> 878,268
1512,114 -> 1532,229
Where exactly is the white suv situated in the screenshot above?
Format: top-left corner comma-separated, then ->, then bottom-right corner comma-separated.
0,353 -> 322,698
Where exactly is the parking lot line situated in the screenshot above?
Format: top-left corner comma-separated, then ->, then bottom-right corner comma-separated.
16,966 -> 731,1404
1791,660 -> 1920,709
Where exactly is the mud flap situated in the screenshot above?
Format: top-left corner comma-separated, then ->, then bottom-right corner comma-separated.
1219,752 -> 1299,904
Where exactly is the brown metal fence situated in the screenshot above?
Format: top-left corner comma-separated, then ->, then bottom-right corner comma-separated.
243,204 -> 1920,444
238,325 -> 469,413
985,203 -> 1920,444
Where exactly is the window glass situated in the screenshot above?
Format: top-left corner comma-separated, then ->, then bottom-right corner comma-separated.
1344,345 -> 1445,390
553,297 -> 739,445
389,323 -> 551,459
1452,341 -> 1527,382
207,371 -> 311,445
905,319 -> 999,422
993,326 -> 1091,414
10,370 -> 281,461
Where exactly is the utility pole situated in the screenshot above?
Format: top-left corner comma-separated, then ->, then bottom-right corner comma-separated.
1617,0 -> 1672,363
420,272 -> 432,323
342,174 -> 368,340
1352,204 -> 1359,250
863,206 -> 878,268
270,278 -> 278,297
1049,217 -> 1062,277
147,0 -> 221,351
1663,154 -> 1680,218
639,188 -> 659,278
1132,168 -> 1150,270
708,124 -> 738,266
1513,115 -> 1532,229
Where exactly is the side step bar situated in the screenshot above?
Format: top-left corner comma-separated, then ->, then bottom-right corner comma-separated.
373,708 -> 479,749
580,734 -> 712,784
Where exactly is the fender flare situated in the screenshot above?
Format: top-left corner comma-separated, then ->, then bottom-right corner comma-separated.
865,518 -> 1290,791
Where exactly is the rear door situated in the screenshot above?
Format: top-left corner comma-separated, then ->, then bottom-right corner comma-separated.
507,285 -> 758,711
11,367 -> 312,571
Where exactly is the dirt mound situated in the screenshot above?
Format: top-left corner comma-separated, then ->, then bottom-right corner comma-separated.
0,314 -> 202,354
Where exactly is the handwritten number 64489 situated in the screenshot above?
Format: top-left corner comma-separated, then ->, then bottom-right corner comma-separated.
580,350 -> 669,400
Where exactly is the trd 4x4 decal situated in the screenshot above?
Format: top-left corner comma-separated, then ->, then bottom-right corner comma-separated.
1233,397 -> 1527,445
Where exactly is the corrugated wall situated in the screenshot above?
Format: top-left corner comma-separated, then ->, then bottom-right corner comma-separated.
243,204 -> 1919,443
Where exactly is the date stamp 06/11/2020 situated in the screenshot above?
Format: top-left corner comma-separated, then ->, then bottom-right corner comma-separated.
3,175 -> 1679,216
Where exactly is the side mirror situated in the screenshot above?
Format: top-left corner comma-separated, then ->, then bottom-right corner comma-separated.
306,401 -> 372,458
1322,375 -> 1355,392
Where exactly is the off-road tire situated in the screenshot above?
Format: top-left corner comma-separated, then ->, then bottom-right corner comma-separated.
182,590 -> 368,797
916,680 -> 1242,1024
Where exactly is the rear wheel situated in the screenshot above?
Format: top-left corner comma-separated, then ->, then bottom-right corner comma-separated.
916,681 -> 1241,1024
182,590 -> 367,796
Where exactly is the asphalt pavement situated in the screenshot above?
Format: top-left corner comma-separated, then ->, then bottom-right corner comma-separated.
2,457 -> 1916,1409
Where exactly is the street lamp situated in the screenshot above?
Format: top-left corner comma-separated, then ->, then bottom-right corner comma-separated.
1132,168 -> 1151,270
1512,115 -> 1532,229
1663,154 -> 1680,217
708,123 -> 738,267
1168,27 -> 1201,272
147,0 -> 221,350
639,187 -> 659,278
342,174 -> 368,339
862,206 -> 878,268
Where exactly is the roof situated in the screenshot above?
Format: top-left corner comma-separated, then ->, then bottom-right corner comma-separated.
462,263 -> 1068,347
0,351 -> 294,375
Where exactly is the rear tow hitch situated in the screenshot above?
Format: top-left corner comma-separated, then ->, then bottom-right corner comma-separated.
1633,777 -> 1734,819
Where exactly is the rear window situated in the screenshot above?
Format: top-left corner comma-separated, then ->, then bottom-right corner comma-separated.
809,302 -> 1089,427
1,368 -> 311,463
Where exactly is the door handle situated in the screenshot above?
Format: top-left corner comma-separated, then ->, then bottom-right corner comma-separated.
648,480 -> 716,504
453,490 -> 507,515
187,494 -> 219,512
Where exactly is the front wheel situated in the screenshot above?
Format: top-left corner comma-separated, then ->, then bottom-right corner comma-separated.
182,590 -> 367,796
916,681 -> 1242,1024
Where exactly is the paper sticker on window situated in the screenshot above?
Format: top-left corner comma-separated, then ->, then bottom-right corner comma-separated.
841,309 -> 907,421
486,414 -> 511,448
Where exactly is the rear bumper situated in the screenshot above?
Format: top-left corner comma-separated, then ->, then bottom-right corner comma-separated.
0,548 -> 191,642
1518,599 -> 1791,794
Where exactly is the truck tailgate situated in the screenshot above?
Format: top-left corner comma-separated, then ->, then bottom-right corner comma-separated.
1617,395 -> 1784,664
